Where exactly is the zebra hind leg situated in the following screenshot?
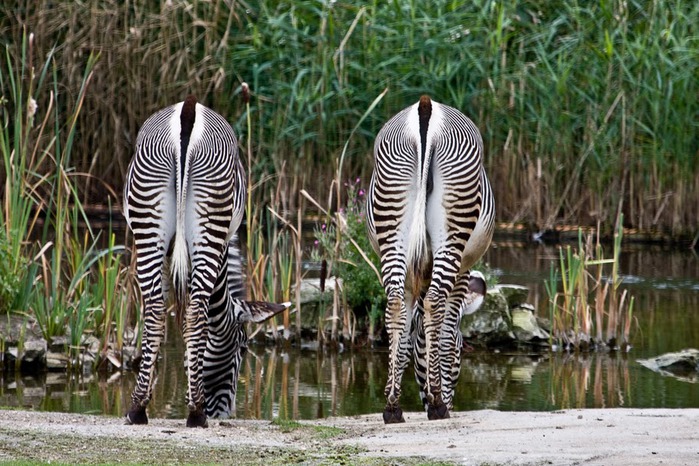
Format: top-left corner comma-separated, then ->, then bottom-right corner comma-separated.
422,290 -> 450,420
411,294 -> 429,411
183,297 -> 212,428
383,292 -> 410,424
439,272 -> 471,411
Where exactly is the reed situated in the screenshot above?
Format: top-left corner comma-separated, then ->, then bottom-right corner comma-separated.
545,216 -> 635,351
2,1 -> 695,237
0,30 -> 134,370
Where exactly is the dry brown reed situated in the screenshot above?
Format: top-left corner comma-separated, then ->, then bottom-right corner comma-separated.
2,1 -> 696,237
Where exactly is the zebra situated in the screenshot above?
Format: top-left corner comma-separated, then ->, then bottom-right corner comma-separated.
411,270 -> 487,412
202,235 -> 284,419
366,95 -> 495,423
123,96 -> 288,427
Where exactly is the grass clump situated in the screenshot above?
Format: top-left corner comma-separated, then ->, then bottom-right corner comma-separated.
0,229 -> 25,314
271,417 -> 344,439
545,215 -> 635,352
0,30 -> 134,370
311,177 -> 384,345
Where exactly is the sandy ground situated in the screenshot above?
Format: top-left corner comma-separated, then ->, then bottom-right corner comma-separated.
0,408 -> 697,465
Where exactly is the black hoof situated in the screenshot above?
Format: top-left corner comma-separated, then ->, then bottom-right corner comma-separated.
125,406 -> 148,425
186,409 -> 208,428
383,405 -> 405,424
427,401 -> 450,420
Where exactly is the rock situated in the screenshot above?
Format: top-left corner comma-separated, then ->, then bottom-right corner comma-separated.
82,335 -> 100,355
123,327 -> 136,345
495,284 -> 530,308
20,338 -> 47,372
105,350 -> 123,370
46,351 -> 70,371
121,346 -> 138,370
638,349 -> 699,383
6,346 -> 18,361
295,277 -> 342,304
80,352 -> 96,373
49,336 -> 69,352
462,288 -> 514,345
511,304 -> 550,344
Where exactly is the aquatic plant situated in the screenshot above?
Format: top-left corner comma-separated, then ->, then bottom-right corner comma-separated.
545,215 -> 635,351
309,178 -> 383,345
0,30 -> 134,368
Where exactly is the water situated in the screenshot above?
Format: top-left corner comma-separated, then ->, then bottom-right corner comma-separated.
2,243 -> 698,419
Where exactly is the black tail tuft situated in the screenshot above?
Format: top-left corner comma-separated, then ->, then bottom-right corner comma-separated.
181,95 -> 197,135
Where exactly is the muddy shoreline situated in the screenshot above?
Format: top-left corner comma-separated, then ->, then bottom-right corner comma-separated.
1,408 -> 697,465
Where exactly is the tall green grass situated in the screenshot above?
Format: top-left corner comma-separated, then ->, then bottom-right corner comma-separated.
0,30 -> 134,369
545,216 -> 635,351
1,0 -> 696,235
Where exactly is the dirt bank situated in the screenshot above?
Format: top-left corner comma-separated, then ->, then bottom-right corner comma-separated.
0,408 -> 697,465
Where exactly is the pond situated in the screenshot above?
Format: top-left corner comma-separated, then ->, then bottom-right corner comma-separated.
2,242 -> 698,420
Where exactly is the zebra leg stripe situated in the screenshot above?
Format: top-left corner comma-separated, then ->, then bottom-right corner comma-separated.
368,96 -> 494,423
438,271 -> 472,411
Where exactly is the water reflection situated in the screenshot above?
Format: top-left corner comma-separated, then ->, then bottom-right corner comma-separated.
2,244 -> 698,419
546,353 -> 631,409
4,346 -> 699,420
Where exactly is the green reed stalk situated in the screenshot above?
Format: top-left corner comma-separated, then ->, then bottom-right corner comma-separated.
96,231 -> 128,353
547,218 -> 634,351
242,82 -> 254,281
544,263 -> 559,348
0,32 -> 51,313
4,2 -> 697,234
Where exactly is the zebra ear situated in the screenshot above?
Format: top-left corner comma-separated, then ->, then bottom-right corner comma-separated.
239,301 -> 291,323
468,271 -> 487,296
461,271 -> 487,316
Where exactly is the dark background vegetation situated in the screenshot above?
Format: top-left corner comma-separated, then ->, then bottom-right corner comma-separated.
0,1 -> 697,353
2,0 -> 697,235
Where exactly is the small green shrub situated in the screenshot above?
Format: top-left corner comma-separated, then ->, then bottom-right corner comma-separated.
0,229 -> 24,314
313,181 -> 382,307
313,179 -> 385,334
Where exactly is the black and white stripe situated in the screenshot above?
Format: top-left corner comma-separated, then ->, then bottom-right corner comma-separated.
203,236 -> 288,418
412,270 -> 487,411
124,97 -> 287,427
367,96 -> 495,423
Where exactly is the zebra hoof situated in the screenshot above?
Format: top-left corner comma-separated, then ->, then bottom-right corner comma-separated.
125,406 -> 148,425
186,409 -> 209,428
383,405 -> 405,424
427,401 -> 450,420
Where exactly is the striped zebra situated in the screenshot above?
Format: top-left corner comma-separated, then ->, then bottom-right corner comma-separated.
367,96 -> 495,423
411,270 -> 487,412
202,235 -> 284,419
123,96 -> 288,427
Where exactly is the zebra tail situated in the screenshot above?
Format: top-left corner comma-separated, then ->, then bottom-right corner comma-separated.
407,182 -> 427,297
172,95 -> 197,320
406,95 -> 433,296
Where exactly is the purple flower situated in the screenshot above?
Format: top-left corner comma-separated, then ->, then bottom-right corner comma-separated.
314,240 -> 319,246
321,223 -> 326,231
355,177 -> 361,184
358,189 -> 365,197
